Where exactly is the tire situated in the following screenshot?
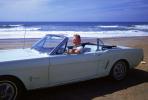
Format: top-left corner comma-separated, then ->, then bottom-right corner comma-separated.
0,77 -> 25,100
110,60 -> 128,81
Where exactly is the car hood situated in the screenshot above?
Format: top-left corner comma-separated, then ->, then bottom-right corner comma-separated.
0,48 -> 48,62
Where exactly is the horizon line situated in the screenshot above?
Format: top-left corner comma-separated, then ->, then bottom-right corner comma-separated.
0,21 -> 148,23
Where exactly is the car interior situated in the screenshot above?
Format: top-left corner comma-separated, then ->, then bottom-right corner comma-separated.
66,42 -> 117,54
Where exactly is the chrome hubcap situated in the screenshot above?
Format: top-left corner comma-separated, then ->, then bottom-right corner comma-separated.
113,62 -> 126,80
0,82 -> 16,100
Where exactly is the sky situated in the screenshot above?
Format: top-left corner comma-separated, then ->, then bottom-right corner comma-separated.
0,0 -> 148,22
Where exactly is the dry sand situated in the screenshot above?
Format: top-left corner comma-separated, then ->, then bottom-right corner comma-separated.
0,36 -> 148,100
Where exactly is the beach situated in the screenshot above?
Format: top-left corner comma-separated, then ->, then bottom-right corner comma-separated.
0,36 -> 148,100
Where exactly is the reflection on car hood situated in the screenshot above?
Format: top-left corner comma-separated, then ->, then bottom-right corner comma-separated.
0,48 -> 48,62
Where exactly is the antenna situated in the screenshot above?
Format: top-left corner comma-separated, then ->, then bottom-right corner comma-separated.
23,27 -> 27,49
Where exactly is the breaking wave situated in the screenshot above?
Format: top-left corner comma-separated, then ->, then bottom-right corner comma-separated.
134,25 -> 148,30
0,22 -> 148,39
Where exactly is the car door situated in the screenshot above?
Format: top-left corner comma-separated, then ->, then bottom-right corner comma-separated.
49,52 -> 99,85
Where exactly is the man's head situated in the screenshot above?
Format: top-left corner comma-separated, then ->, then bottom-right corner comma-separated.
72,34 -> 81,46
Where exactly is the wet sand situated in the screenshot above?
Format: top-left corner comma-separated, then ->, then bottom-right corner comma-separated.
0,36 -> 148,100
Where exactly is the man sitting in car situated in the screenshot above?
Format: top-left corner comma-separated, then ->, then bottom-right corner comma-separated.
67,34 -> 83,54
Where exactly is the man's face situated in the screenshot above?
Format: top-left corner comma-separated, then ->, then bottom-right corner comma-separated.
72,36 -> 81,46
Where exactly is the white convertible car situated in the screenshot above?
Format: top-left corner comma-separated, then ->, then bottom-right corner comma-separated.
0,34 -> 143,100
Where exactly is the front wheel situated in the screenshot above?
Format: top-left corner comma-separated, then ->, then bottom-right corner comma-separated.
0,77 -> 24,100
110,61 -> 128,81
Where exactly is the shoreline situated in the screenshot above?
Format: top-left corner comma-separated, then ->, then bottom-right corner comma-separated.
0,30 -> 148,39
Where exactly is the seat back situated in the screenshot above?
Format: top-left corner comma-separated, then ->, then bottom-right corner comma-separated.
84,45 -> 97,52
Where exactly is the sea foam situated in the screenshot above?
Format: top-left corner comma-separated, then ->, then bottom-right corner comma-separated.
0,23 -> 148,39
0,30 -> 148,39
134,25 -> 148,30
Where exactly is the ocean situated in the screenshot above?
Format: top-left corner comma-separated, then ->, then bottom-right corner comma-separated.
0,22 -> 148,39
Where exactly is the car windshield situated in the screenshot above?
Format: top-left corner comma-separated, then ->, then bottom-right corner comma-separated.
32,34 -> 65,53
